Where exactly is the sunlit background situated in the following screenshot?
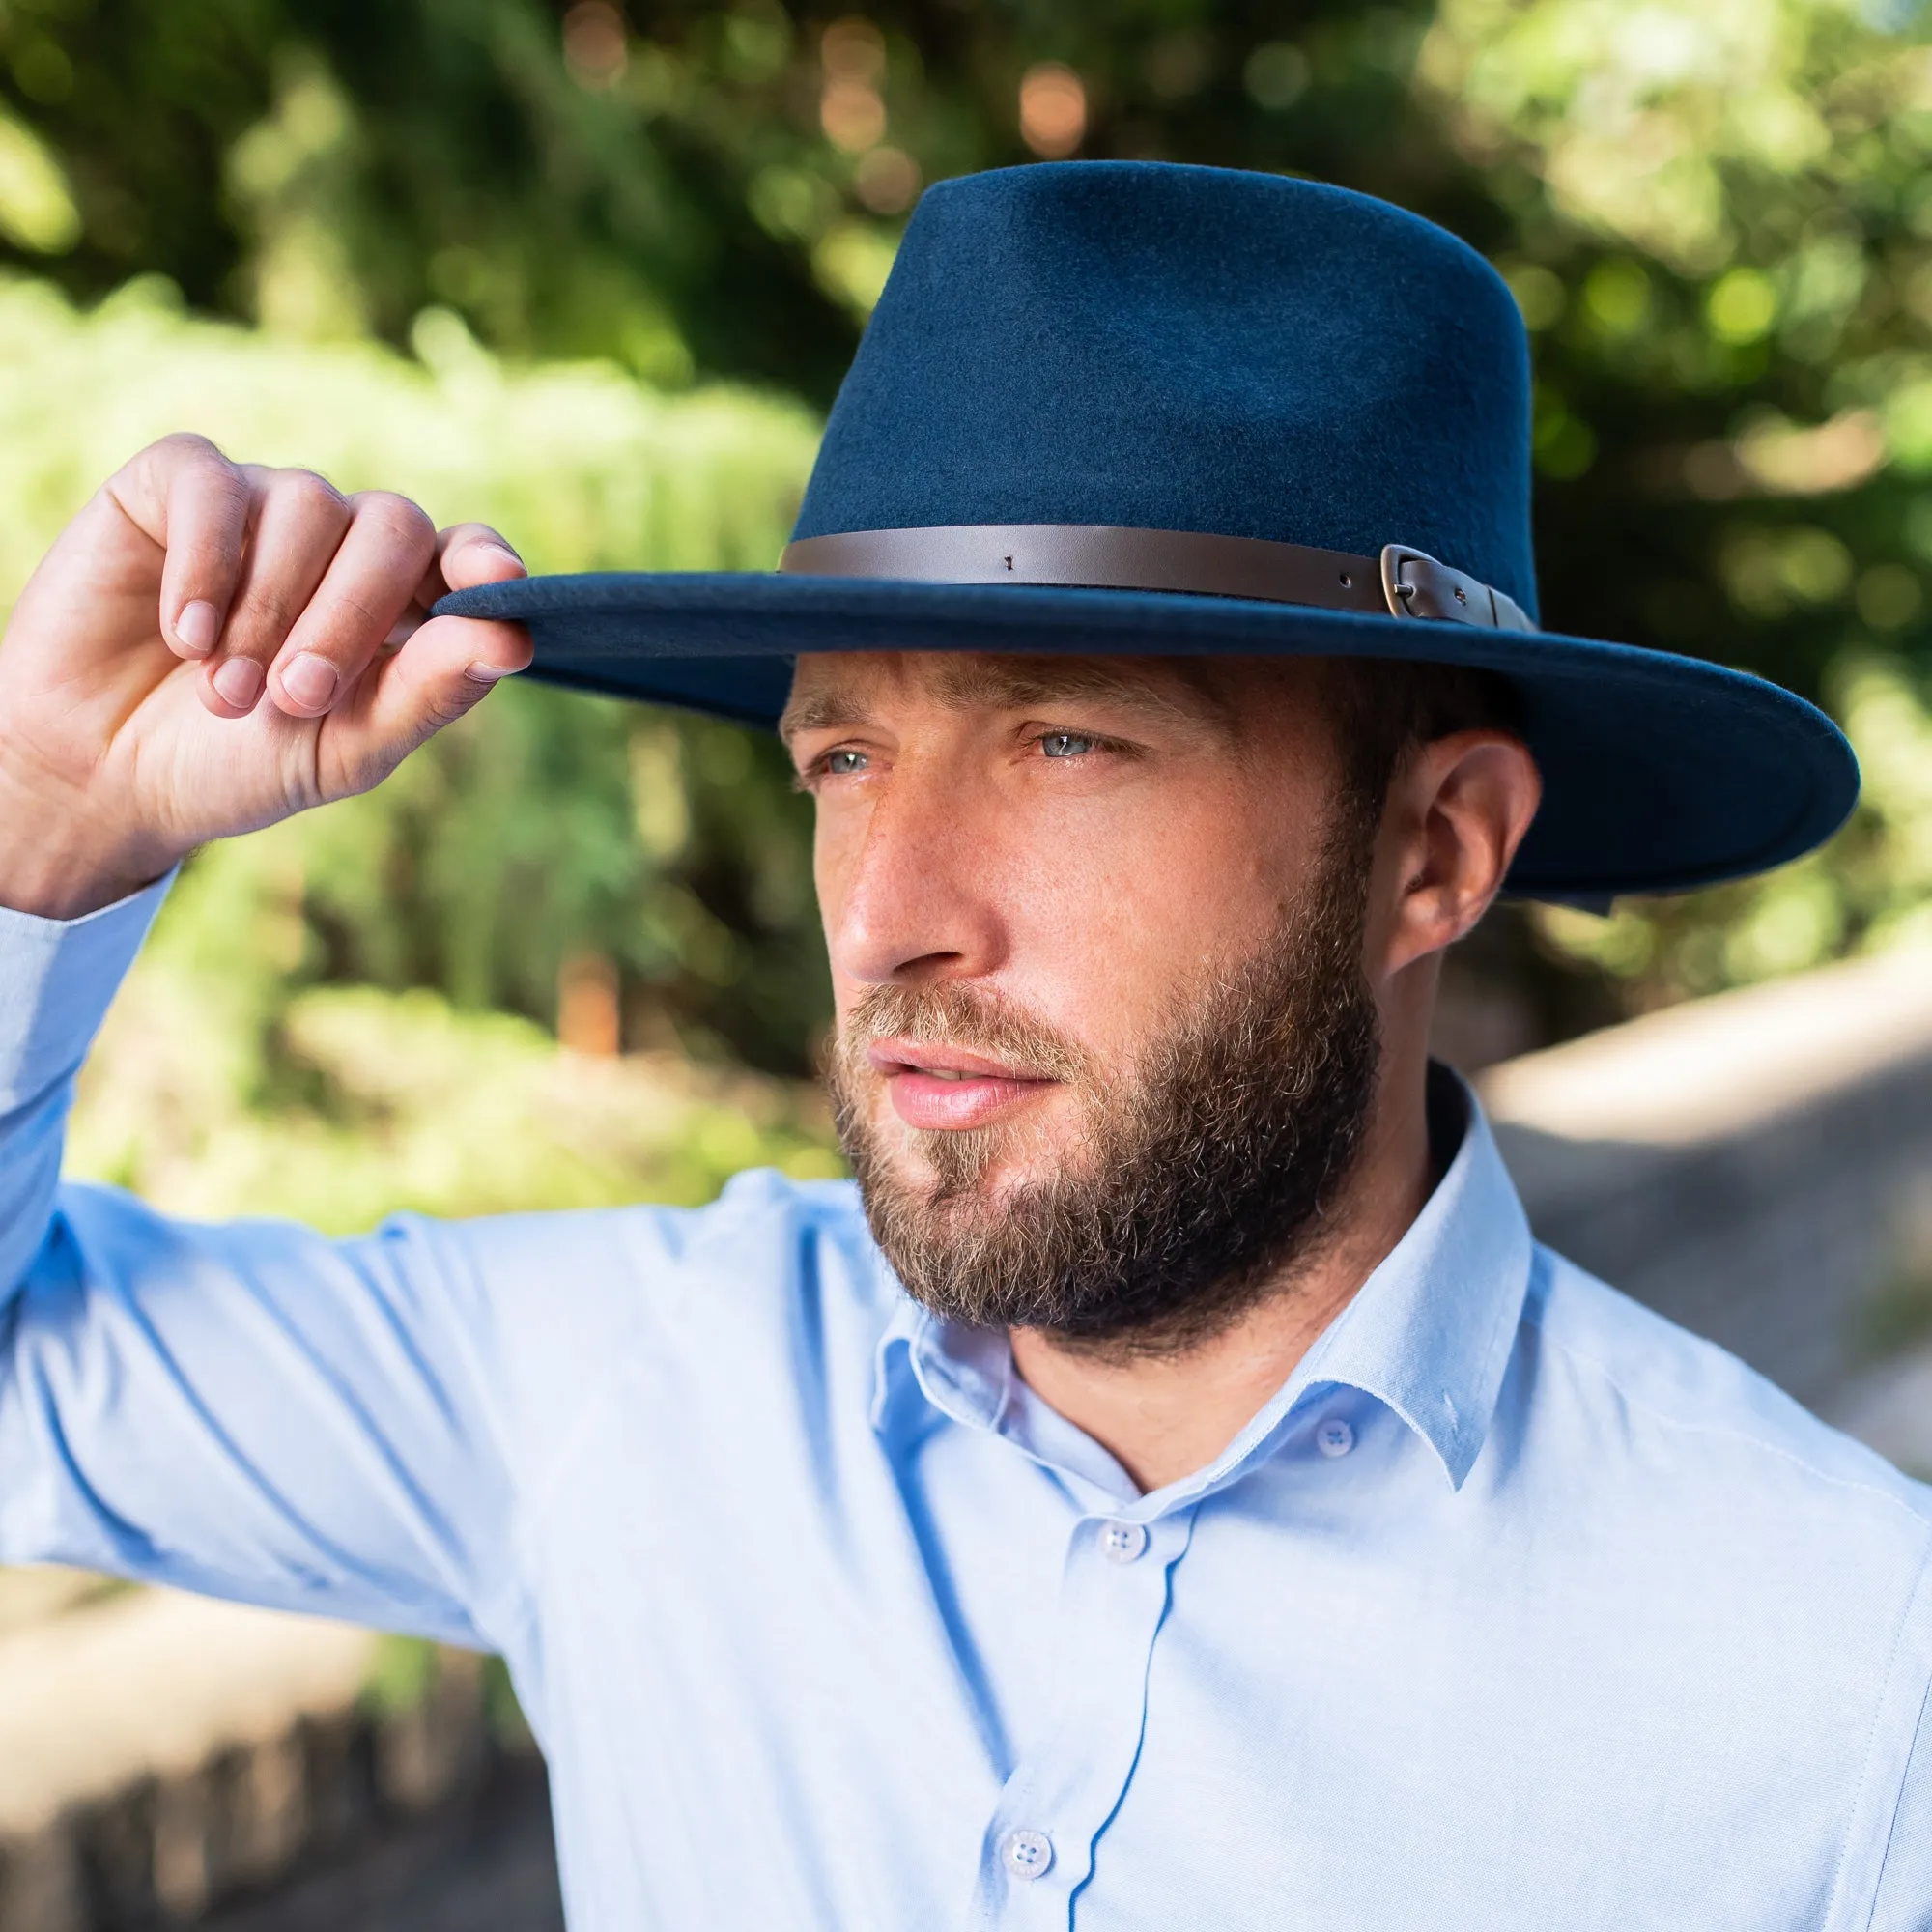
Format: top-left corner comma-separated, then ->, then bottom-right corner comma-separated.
4,2 -> 1932,1926
0,0 -> 1918,1217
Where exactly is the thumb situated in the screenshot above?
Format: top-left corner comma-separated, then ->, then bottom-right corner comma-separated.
318,611 -> 532,797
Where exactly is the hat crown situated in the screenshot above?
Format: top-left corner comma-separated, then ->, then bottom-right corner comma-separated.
795,161 -> 1538,620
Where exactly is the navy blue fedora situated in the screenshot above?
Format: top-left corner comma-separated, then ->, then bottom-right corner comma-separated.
439,160 -> 1858,903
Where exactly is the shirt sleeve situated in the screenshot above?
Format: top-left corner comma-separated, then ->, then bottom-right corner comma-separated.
0,880 -> 523,1650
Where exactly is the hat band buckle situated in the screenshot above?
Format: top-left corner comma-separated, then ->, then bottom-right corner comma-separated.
781,525 -> 1535,634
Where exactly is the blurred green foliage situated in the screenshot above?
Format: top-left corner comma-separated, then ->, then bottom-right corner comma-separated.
1414,0 -> 1932,999
0,272 -> 832,1074
0,0 -> 1927,1151
67,818 -> 842,1233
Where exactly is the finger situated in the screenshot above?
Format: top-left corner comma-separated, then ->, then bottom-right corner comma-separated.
198,467 -> 354,719
317,610 -> 533,798
263,491 -> 436,720
381,520 -> 526,654
102,434 -> 253,662
419,521 -> 526,602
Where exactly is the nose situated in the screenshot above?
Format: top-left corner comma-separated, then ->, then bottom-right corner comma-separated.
822,754 -> 1008,989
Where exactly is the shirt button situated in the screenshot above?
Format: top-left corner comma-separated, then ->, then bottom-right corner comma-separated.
1316,1416 -> 1355,1459
1098,1519 -> 1149,1564
1002,1829 -> 1054,1880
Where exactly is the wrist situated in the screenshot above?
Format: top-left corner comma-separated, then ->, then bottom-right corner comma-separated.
0,781 -> 185,921
1,866 -> 176,922
0,850 -> 179,922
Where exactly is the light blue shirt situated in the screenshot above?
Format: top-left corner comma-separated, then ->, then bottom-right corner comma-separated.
5,877 -> 1932,1931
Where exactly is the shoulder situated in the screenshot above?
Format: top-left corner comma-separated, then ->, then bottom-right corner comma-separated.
1518,1240 -> 1932,1542
1487,1250 -> 1932,1924
388,1166 -> 891,1329
377,1168 -> 900,1419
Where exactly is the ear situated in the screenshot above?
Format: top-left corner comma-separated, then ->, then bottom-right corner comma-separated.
1370,730 -> 1543,980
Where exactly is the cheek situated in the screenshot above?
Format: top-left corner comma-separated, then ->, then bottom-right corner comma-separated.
811,802 -> 867,928
988,780 -> 1286,1047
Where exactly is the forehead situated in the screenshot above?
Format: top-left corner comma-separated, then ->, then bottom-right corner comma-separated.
780,650 -> 1327,742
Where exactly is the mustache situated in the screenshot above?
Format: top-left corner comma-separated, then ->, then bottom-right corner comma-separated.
832,980 -> 1096,1087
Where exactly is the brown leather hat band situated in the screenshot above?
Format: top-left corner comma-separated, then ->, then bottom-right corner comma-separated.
779,525 -> 1535,634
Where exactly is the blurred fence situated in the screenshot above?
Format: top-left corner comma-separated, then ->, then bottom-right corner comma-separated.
0,1591 -> 553,1932
1486,940 -> 1932,1414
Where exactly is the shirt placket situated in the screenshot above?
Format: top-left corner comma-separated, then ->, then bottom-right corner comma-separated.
970,1504 -> 1198,1929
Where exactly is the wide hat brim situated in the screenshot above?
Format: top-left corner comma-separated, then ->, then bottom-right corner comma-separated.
435,571 -> 1857,907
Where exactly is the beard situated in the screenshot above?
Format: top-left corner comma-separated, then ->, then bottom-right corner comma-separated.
826,822 -> 1382,1355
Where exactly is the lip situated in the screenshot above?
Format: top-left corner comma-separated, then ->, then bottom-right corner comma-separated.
867,1037 -> 1058,1131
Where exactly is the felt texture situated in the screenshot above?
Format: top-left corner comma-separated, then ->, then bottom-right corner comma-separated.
437,160 -> 1859,900
798,163 -> 1537,615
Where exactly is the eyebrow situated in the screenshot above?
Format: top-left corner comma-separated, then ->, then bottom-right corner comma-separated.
779,655 -> 1234,744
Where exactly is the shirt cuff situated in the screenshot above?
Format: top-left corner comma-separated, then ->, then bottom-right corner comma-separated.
0,869 -> 176,1112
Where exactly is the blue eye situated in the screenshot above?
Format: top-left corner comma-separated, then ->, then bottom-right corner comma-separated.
1040,731 -> 1094,758
823,750 -> 867,776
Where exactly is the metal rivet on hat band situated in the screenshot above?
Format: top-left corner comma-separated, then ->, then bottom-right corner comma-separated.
779,525 -> 1535,634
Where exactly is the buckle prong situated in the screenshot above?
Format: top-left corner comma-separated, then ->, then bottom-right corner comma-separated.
1380,545 -> 1534,633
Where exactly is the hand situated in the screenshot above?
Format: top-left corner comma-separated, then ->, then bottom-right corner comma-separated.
0,434 -> 532,920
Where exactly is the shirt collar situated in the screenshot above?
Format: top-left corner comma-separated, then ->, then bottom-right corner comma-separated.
1287,1068 -> 1534,1489
869,1066 -> 1535,1496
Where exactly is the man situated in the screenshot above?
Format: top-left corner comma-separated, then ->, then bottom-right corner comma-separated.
0,161 -> 1922,1929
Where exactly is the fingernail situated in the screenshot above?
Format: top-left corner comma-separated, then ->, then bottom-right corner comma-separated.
174,600 -> 219,657
279,651 -> 340,712
212,656 -> 265,710
463,661 -> 522,684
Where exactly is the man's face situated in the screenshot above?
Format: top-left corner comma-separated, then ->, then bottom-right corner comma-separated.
783,650 -> 1383,1349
